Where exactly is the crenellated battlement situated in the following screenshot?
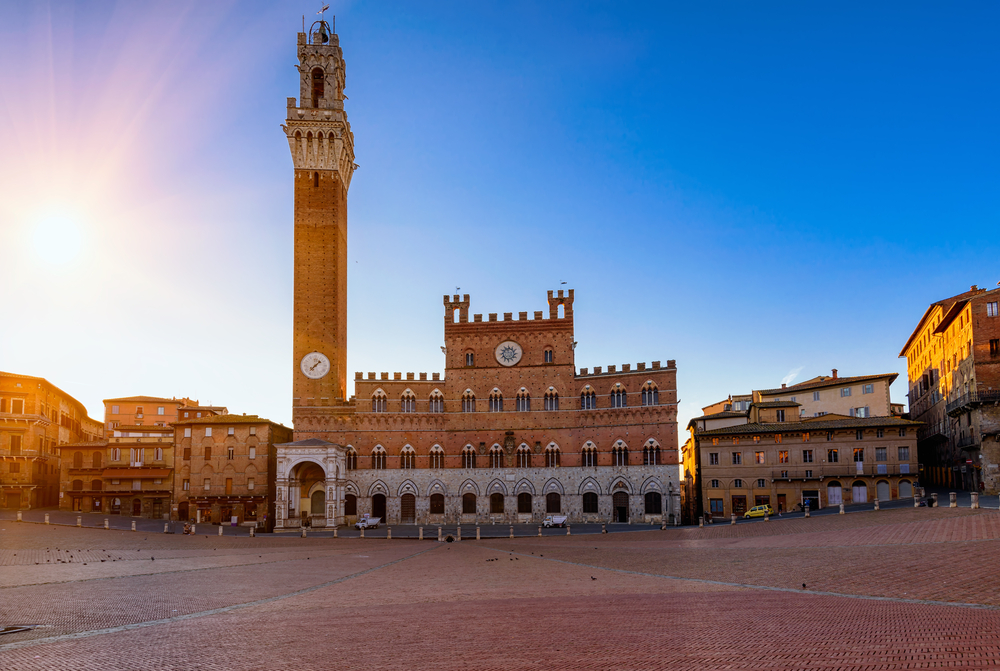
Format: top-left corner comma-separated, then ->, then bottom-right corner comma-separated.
577,360 -> 676,377
445,290 -> 574,327
444,294 -> 470,324
547,289 -> 574,319
355,372 -> 442,382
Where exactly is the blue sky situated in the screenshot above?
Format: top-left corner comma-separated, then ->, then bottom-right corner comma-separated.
1,1 -> 997,438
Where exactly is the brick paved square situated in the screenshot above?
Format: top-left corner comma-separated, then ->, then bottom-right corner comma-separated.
2,508 -> 1000,669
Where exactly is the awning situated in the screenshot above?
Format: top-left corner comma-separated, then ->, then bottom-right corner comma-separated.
102,468 -> 172,478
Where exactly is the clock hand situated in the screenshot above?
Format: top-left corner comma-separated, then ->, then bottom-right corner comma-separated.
310,360 -> 321,371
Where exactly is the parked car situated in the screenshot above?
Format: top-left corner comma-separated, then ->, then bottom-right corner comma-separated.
542,515 -> 568,528
743,505 -> 774,519
354,516 -> 381,529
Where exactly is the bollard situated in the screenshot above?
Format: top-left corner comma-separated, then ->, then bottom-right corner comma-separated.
804,505 -> 810,518
509,526 -> 514,539
301,527 -> 306,538
971,492 -> 980,509
602,524 -> 607,534
566,524 -> 571,535
360,528 -> 364,539
931,492 -> 938,507
45,513 -> 50,524
438,527 -> 442,542
476,526 -> 480,540
190,524 -> 195,534
333,527 -> 338,538
419,527 -> 423,540
538,526 -> 542,537
764,513 -> 769,522
731,514 -> 736,525
105,518 -> 110,530
77,516 -> 82,527
16,511 -> 22,522
131,520 -> 136,531
387,527 -> 391,540
914,495 -> 920,508
219,525 -> 224,536
456,526 -> 460,542
839,503 -> 845,515
950,492 -> 957,508
874,499 -> 880,511
163,523 -> 168,533
249,526 -> 255,537
698,516 -> 704,528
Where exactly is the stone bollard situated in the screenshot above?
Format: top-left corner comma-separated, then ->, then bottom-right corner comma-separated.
419,527 -> 423,540
874,499 -> 880,511
190,524 -> 195,534
804,505 -> 810,518
77,516 -> 82,527
387,527 -> 391,540
333,527 -> 338,538
16,511 -> 22,522
914,496 -> 920,508
131,520 -> 136,531
301,527 -> 306,538
931,492 -> 938,507
509,526 -> 514,539
219,525 -> 224,536
839,503 -> 845,515
45,513 -> 50,524
163,523 -> 168,533
456,526 -> 460,541
731,514 -> 736,525
972,492 -> 980,509
602,524 -> 607,534
476,526 -> 481,540
437,527 -> 442,542
764,513 -> 769,522
360,528 -> 364,539
950,492 -> 957,508
249,526 -> 255,537
538,526 -> 542,537
566,524 -> 571,535
698,516 -> 704,528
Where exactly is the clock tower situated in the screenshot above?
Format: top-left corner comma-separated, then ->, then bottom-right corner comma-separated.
284,20 -> 355,421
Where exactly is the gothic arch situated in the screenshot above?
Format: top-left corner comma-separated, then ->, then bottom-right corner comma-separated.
458,479 -> 480,496
396,479 -> 419,497
640,476 -> 663,494
578,476 -> 602,496
609,477 -> 633,494
542,477 -> 564,496
426,478 -> 448,496
513,478 -> 535,496
367,480 -> 389,497
344,481 -> 360,496
486,479 -> 508,496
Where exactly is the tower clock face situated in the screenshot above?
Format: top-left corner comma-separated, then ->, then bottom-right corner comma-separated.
300,352 -> 330,379
495,341 -> 523,367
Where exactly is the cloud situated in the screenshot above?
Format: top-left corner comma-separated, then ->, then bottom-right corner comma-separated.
781,366 -> 804,386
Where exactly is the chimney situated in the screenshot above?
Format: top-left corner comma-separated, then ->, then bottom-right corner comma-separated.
832,369 -> 838,379
971,285 -> 979,291
781,383 -> 786,389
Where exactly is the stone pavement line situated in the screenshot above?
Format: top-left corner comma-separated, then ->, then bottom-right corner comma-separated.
480,544 -> 1000,612
0,544 -> 439,653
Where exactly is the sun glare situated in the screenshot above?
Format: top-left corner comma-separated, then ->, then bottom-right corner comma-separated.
31,212 -> 84,266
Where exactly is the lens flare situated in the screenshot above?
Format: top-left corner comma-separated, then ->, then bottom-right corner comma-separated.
31,212 -> 83,266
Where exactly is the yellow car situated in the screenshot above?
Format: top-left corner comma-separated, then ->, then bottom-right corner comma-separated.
743,505 -> 774,519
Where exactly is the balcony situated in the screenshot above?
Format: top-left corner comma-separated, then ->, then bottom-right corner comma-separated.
946,390 -> 1000,416
956,434 -> 980,451
918,424 -> 948,443
771,464 -> 915,481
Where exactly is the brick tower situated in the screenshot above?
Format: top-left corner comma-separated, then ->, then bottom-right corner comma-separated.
284,19 -> 355,421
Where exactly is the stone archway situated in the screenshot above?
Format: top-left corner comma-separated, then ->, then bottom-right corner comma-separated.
290,461 -> 327,527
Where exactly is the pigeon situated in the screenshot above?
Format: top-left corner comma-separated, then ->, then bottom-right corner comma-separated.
591,576 -> 596,580
802,583 -> 807,589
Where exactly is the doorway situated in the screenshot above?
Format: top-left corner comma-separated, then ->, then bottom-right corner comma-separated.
5,492 -> 20,509
311,490 -> 325,518
132,499 -> 142,516
899,480 -> 913,498
400,493 -> 415,523
876,480 -> 890,501
372,493 -> 387,520
777,494 -> 786,513
852,481 -> 868,504
827,482 -> 842,506
178,501 -> 189,521
730,495 -> 747,516
612,491 -> 629,522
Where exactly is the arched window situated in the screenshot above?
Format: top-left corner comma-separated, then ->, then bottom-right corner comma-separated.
400,446 -> 415,469
489,445 -> 504,469
462,493 -> 477,514
400,391 -> 416,413
344,494 -> 357,516
73,451 -> 83,469
429,391 -> 444,413
546,492 -> 561,513
517,492 -> 532,514
429,445 -> 444,469
346,448 -> 357,470
544,389 -> 559,411
516,390 -> 530,412
92,479 -> 102,492
611,385 -> 628,408
372,446 -> 386,470
645,492 -> 662,514
311,67 -> 324,107
545,445 -> 560,468
544,348 -> 554,363
612,442 -> 628,467
582,491 -> 598,513
643,442 -> 661,465
111,447 -> 121,462
490,492 -> 504,513
580,387 -> 596,410
154,447 -> 163,461
641,382 -> 659,406
72,479 -> 83,491
462,445 -> 477,469
582,443 -> 598,467
516,445 -> 531,468
489,390 -> 503,412
92,452 -> 102,468
429,493 -> 445,514
313,171 -> 319,188
462,391 -> 476,413
372,390 -> 387,413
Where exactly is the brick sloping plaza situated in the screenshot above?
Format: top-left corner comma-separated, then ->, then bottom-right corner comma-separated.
2,507 -> 1000,669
